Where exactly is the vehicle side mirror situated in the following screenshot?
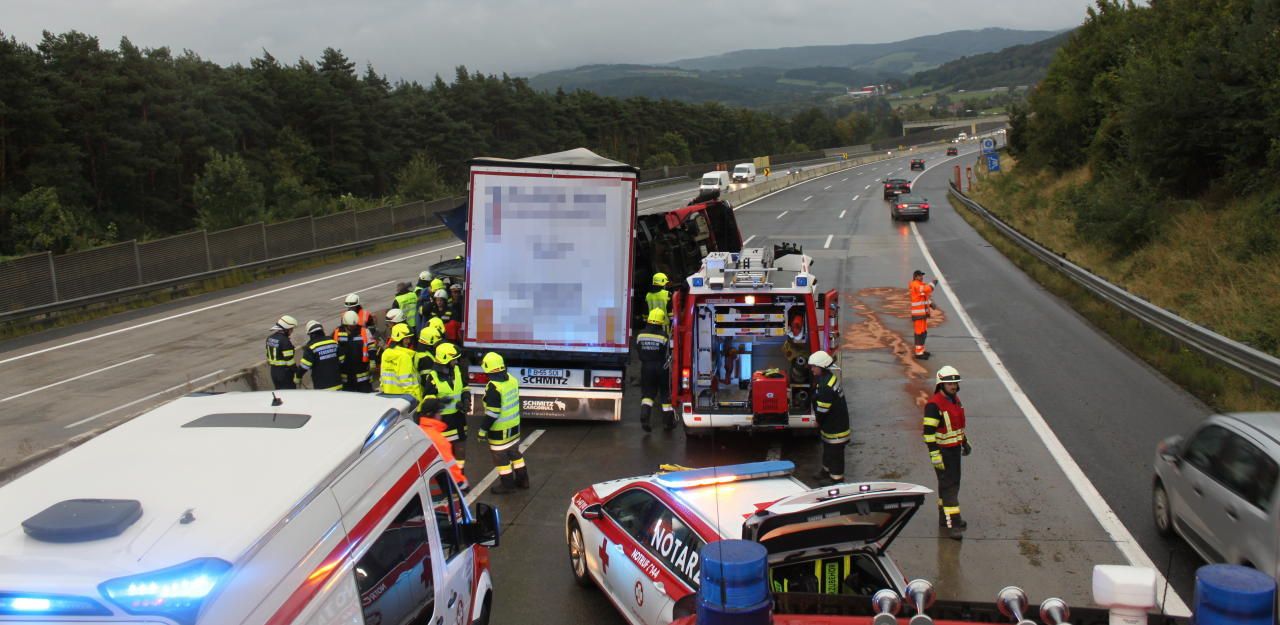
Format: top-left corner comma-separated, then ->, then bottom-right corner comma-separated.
466,502 -> 501,547
580,503 -> 604,521
1158,439 -> 1183,466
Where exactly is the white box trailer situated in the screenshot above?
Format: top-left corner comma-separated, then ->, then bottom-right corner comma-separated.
463,148 -> 639,421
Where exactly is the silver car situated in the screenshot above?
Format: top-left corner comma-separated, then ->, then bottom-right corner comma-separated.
1152,412 -> 1280,577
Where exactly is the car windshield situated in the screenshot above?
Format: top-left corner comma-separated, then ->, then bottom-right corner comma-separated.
887,179 -> 907,185
734,166 -> 749,173
702,176 -> 719,184
897,195 -> 923,203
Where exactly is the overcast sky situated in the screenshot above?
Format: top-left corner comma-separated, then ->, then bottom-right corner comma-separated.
3,0 -> 1095,82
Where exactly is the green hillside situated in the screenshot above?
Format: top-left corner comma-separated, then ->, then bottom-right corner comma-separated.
910,31 -> 1071,91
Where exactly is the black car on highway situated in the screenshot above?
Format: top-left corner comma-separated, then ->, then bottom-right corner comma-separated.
882,178 -> 912,200
946,147 -> 958,156
910,158 -> 925,171
890,194 -> 930,221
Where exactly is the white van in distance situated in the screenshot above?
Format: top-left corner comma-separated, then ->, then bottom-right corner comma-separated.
700,171 -> 731,195
731,163 -> 757,183
0,391 -> 499,625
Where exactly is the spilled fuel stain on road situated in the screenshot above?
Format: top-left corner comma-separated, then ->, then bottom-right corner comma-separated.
841,286 -> 949,411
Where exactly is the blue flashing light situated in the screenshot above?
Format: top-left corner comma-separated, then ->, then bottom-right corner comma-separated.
100,558 -> 231,625
795,276 -> 808,287
656,460 -> 794,489
692,277 -> 705,288
0,592 -> 111,617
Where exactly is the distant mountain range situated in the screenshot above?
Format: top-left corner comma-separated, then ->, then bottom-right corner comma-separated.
909,31 -> 1072,91
528,28 -> 1068,108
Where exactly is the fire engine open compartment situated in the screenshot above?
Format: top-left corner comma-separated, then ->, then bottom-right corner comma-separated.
673,244 -> 840,432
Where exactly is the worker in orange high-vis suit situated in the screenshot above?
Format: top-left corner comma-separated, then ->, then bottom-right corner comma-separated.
418,416 -> 470,492
909,270 -> 937,360
923,365 -> 970,539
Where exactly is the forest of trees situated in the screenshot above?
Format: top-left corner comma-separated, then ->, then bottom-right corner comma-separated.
0,31 -> 890,256
1008,0 -> 1280,251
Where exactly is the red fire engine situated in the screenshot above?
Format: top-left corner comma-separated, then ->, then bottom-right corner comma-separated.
671,243 -> 839,435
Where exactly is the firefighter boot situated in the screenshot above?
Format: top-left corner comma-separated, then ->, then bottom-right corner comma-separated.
515,466 -> 530,490
640,405 -> 653,432
946,514 -> 968,540
490,473 -> 518,495
938,508 -> 947,527
663,410 -> 676,431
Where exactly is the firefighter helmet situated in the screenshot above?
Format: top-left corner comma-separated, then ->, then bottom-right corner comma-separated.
435,343 -> 460,365
652,272 -> 669,287
306,320 -> 323,335
342,310 -> 360,326
936,365 -> 962,385
419,271 -> 431,281
386,308 -> 405,324
433,289 -> 448,299
807,350 -> 834,369
647,308 -> 667,325
390,323 -> 412,343
419,326 -> 442,346
276,315 -> 298,330
430,278 -> 445,292
482,352 -> 506,373
343,293 -> 360,307
428,316 -> 446,334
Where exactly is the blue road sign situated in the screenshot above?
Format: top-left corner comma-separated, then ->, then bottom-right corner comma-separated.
985,152 -> 1002,172
982,138 -> 996,152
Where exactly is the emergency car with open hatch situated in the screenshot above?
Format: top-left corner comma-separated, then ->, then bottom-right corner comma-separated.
671,244 -> 839,433
0,391 -> 499,625
564,461 -> 928,625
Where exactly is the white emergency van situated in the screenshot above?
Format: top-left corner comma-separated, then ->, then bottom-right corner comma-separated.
0,391 -> 499,625
731,163 -> 757,183
699,171 -> 731,195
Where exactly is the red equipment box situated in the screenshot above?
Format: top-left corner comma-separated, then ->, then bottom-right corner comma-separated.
751,369 -> 790,416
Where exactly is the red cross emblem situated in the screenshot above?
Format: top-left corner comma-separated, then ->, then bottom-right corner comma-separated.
599,538 -> 610,574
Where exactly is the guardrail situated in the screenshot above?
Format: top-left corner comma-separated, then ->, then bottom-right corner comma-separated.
0,196 -> 465,324
948,182 -> 1280,389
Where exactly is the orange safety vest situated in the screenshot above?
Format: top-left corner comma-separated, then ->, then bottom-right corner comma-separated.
419,418 -> 467,486
333,326 -> 374,363
909,279 -> 934,319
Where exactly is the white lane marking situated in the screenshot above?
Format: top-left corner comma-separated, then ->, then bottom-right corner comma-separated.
639,187 -> 697,203
838,210 -> 847,219
841,177 -> 848,182
802,195 -> 813,202
864,184 -> 871,190
733,156 -> 895,212
851,195 -> 859,201
64,369 -> 226,429
765,441 -> 782,461
742,235 -> 757,246
1,354 -> 155,404
0,242 -> 466,368
908,221 -> 1190,616
823,185 -> 832,190
468,429 -> 545,499
776,211 -> 789,220
823,234 -> 833,249
329,280 -> 395,300
871,167 -> 878,171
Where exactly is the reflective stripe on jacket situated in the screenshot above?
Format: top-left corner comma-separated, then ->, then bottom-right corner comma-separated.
379,345 -> 422,404
923,390 -> 965,449
909,279 -> 934,318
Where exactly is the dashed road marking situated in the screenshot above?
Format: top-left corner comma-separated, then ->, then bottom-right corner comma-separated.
330,280 -> 395,300
852,195 -> 859,201
838,210 -> 847,219
64,369 -> 226,429
823,185 -> 832,190
776,211 -> 789,219
742,235 -> 757,246
2,354 -> 155,404
803,195 -> 813,202
823,235 -> 833,249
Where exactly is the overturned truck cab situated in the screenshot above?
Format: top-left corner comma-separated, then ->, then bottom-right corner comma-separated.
672,244 -> 839,435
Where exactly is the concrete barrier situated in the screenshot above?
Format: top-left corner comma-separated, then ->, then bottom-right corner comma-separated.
721,150 -> 903,207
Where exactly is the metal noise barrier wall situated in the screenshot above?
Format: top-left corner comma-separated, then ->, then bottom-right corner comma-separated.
949,182 -> 1280,389
0,196 -> 464,322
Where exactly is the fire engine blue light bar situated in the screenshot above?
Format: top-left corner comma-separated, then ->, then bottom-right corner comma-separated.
656,461 -> 794,488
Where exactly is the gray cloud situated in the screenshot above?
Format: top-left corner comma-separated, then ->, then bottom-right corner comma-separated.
2,0 -> 1095,83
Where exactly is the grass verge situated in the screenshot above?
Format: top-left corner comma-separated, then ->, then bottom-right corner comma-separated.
0,230 -> 454,342
950,189 -> 1280,412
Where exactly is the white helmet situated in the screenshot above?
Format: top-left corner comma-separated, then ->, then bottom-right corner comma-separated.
449,282 -> 462,291
433,289 -> 448,299
306,319 -> 323,335
386,308 -> 405,324
344,293 -> 360,307
276,315 -> 297,330
935,365 -> 962,385
341,310 -> 360,326
807,350 -> 834,369
419,271 -> 431,281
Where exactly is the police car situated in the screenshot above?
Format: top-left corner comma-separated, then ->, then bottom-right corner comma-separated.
0,391 -> 499,625
564,461 -> 929,625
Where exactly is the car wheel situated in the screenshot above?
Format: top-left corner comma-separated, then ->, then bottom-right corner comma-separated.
472,592 -> 492,625
891,210 -> 899,221
568,520 -> 593,587
1152,481 -> 1175,537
